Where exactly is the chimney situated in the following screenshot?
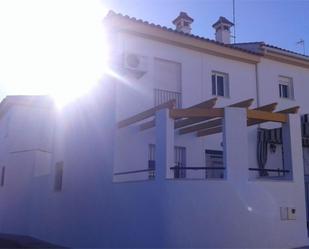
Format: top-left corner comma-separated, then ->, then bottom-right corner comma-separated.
212,16 -> 234,44
172,12 -> 194,34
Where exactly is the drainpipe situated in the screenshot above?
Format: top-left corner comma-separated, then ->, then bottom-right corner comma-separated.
255,62 -> 261,130
255,63 -> 260,108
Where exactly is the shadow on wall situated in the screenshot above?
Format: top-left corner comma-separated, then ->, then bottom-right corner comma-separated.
0,233 -> 68,248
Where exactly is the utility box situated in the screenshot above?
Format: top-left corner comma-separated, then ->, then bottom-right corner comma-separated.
280,207 -> 296,220
287,207 -> 296,220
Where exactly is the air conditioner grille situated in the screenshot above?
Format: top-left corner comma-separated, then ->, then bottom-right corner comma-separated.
126,54 -> 140,68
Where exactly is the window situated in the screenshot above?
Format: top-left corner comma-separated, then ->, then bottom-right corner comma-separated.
255,128 -> 291,179
148,144 -> 156,179
205,150 -> 224,179
212,72 -> 229,97
154,58 -> 182,107
54,161 -> 64,192
174,146 -> 186,179
279,76 -> 293,99
0,166 -> 5,187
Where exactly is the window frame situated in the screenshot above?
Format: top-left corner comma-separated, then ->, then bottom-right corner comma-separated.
0,166 -> 5,187
174,146 -> 187,179
54,161 -> 64,192
148,144 -> 156,179
211,71 -> 229,98
278,75 -> 294,100
205,150 -> 225,179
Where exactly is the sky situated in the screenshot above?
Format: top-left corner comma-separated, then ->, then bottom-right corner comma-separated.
104,0 -> 309,52
0,0 -> 308,103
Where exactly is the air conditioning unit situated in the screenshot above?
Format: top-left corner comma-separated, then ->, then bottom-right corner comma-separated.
123,53 -> 148,78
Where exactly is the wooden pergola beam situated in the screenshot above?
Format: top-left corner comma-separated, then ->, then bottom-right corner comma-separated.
174,117 -> 207,129
197,126 -> 222,137
174,98 -> 254,129
189,97 -> 218,109
118,99 -> 175,128
247,110 -> 287,123
179,118 -> 222,135
248,106 -> 299,126
277,106 -> 299,114
255,102 -> 278,112
139,97 -> 218,131
170,108 -> 224,119
197,106 -> 296,137
179,102 -> 278,135
140,119 -> 155,131
229,98 -> 254,108
137,100 -> 295,134
172,107 -> 286,122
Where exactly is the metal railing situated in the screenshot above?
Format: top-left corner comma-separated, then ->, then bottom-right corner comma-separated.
114,160 -> 156,180
249,168 -> 290,177
170,166 -> 226,179
154,88 -> 182,108
114,168 -> 154,176
170,166 -> 226,170
114,167 -> 290,179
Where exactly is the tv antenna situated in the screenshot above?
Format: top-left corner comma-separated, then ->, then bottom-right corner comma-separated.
296,39 -> 306,55
232,0 -> 236,43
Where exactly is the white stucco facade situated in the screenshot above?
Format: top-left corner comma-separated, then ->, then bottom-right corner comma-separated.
0,12 -> 308,248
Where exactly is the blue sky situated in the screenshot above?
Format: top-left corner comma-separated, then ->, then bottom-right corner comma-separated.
104,0 -> 309,54
0,0 -> 308,102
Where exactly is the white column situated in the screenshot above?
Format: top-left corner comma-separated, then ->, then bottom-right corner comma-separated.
282,114 -> 308,241
155,109 -> 174,179
223,107 -> 249,181
282,114 -> 303,180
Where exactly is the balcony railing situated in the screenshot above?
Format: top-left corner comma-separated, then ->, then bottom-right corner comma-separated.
249,168 -> 290,177
113,160 -> 156,182
170,166 -> 226,179
154,88 -> 182,108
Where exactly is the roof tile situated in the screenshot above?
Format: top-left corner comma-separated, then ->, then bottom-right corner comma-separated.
104,11 -> 262,56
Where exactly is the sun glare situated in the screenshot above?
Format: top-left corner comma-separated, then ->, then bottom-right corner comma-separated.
0,0 -> 109,108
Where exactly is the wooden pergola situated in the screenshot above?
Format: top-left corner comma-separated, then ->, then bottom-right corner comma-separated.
117,98 -> 299,137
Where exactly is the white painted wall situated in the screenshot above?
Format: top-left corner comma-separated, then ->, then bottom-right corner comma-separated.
0,29 -> 308,248
0,83 -> 308,248
0,103 -> 54,234
6,105 -> 55,153
114,33 -> 257,180
258,58 -> 309,114
110,33 -> 309,248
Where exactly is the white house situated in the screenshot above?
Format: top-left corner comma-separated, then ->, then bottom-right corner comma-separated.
0,11 -> 309,248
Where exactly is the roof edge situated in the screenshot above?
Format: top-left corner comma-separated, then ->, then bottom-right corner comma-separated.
104,10 -> 262,63
104,11 -> 309,67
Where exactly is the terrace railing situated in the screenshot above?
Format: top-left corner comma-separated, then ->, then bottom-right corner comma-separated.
170,165 -> 226,179
249,168 -> 290,177
154,88 -> 182,108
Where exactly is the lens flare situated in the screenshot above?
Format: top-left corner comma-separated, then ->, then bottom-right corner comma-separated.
0,0 -> 109,108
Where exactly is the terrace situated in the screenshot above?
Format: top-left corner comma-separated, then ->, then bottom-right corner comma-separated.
114,97 -> 300,183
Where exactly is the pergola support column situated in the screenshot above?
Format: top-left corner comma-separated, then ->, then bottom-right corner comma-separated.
155,108 -> 174,179
223,107 -> 249,181
282,114 -> 303,180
